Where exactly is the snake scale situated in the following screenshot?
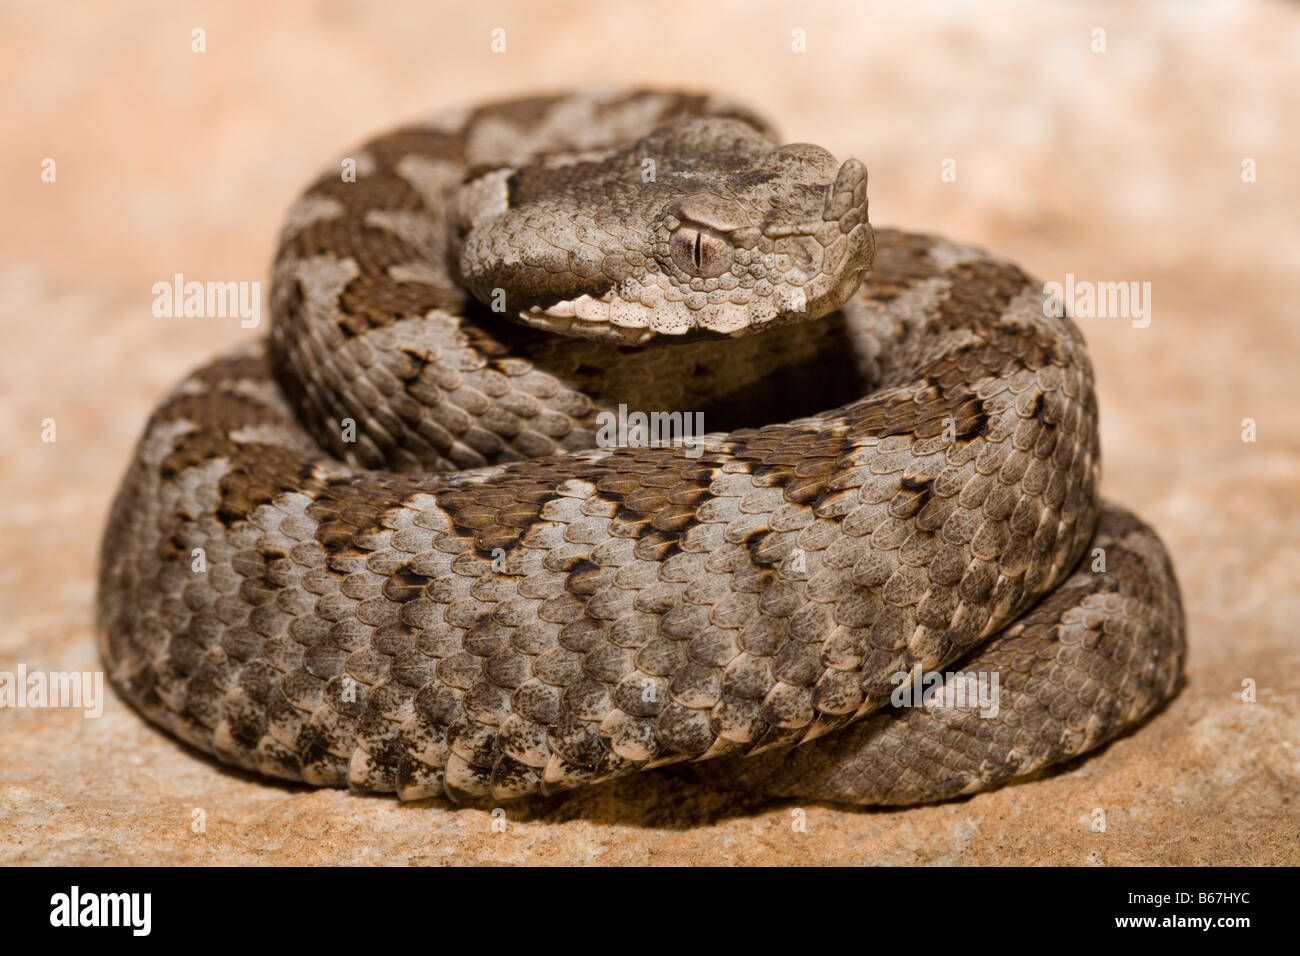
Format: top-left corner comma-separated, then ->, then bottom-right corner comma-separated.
98,90 -> 1185,806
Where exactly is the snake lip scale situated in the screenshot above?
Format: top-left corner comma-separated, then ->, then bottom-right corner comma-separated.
98,89 -> 1185,806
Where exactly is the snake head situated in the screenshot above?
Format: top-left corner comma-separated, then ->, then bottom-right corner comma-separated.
454,117 -> 874,344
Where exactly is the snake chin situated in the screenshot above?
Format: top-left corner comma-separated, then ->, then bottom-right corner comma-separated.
517,290 -> 810,344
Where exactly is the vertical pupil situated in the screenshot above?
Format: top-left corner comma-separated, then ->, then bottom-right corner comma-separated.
693,231 -> 702,269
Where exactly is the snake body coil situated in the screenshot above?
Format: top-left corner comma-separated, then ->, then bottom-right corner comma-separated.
98,90 -> 1185,804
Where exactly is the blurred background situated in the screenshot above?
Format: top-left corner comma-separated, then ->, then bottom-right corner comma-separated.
2,0 -> 1297,864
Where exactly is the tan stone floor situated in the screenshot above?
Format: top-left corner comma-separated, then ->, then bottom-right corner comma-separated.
2,1 -> 1297,864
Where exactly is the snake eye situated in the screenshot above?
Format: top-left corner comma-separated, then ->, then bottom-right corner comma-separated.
669,224 -> 733,278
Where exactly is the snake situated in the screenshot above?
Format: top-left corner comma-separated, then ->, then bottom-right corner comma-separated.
97,89 -> 1186,806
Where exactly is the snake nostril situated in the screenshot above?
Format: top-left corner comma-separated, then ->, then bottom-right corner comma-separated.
772,235 -> 822,279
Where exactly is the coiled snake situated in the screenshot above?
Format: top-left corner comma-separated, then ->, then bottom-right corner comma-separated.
98,90 -> 1185,805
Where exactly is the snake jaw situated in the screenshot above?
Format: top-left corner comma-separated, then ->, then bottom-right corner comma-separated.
516,290 -> 757,344
517,295 -> 660,346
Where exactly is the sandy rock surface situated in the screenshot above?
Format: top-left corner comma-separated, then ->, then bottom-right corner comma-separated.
2,0 -> 1297,865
